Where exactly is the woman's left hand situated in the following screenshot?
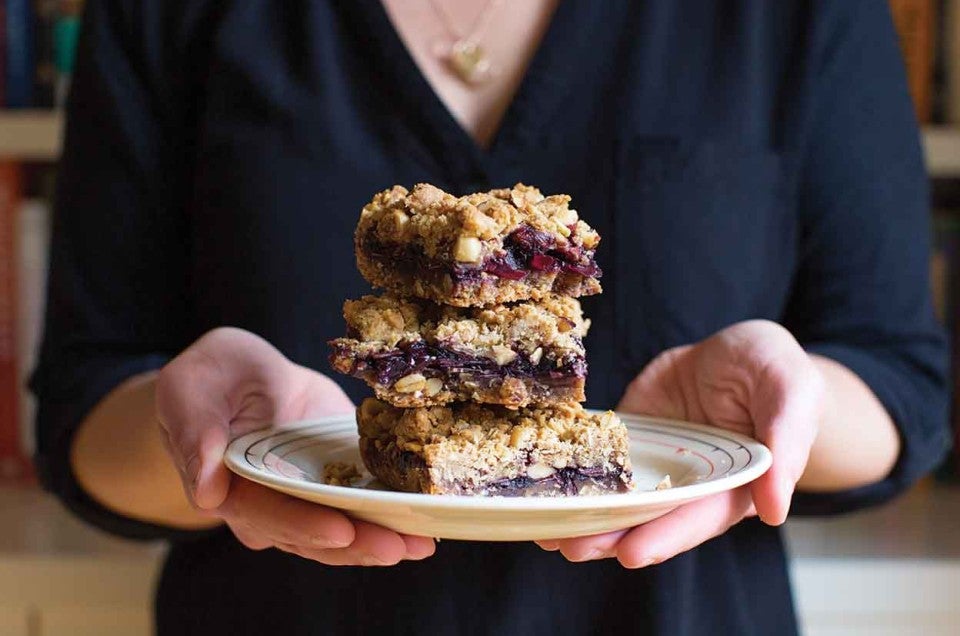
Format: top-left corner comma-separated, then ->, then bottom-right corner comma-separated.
537,320 -> 826,568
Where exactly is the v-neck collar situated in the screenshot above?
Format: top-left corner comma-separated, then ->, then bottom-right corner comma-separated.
344,0 -> 606,188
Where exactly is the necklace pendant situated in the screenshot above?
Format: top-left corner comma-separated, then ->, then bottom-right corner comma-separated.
448,40 -> 493,86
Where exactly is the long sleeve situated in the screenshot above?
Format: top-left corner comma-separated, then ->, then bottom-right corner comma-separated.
784,1 -> 951,515
30,0 -> 201,539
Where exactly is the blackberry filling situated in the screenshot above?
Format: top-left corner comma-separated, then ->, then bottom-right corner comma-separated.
380,449 -> 628,496
461,225 -> 602,282
483,466 -> 628,496
362,224 -> 601,284
362,237 -> 443,278
332,340 -> 587,388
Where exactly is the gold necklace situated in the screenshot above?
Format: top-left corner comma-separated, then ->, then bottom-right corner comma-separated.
427,0 -> 503,86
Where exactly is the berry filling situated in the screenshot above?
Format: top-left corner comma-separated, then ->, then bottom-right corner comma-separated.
362,224 -> 601,286
458,225 -> 602,283
365,447 -> 627,496
482,466 -> 629,496
331,339 -> 586,389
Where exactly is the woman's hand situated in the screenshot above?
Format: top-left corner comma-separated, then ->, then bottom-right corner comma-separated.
156,327 -> 435,566
537,320 -> 826,567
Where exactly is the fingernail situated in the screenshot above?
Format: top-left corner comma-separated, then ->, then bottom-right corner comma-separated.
311,534 -> 351,548
780,474 -> 795,496
568,548 -> 605,562
626,556 -> 657,569
359,555 -> 391,567
538,541 -> 560,551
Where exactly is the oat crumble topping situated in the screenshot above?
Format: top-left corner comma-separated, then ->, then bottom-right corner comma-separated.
322,461 -> 362,486
358,183 -> 600,261
337,293 -> 587,356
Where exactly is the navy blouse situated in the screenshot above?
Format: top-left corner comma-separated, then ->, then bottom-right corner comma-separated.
32,1 -> 949,634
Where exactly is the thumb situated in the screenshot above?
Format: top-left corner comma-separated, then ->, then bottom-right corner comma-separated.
617,345 -> 693,418
188,423 -> 232,511
156,352 -> 233,510
292,367 -> 356,420
157,327 -> 309,509
747,354 -> 823,525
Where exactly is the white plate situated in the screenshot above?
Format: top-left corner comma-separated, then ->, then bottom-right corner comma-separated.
224,412 -> 771,541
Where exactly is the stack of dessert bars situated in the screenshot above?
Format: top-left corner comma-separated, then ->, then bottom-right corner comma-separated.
328,183 -> 633,496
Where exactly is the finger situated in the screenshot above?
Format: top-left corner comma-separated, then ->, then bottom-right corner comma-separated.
192,425 -> 232,510
617,345 -> 694,419
274,521 -> 411,566
286,529 -> 435,563
272,542 -> 352,565
226,521 -> 274,551
555,530 -> 629,562
285,522 -> 410,566
535,540 -> 560,551
749,356 -> 824,525
159,328 -> 309,510
292,370 -> 357,420
342,521 -> 410,565
401,534 -> 437,561
281,546 -> 395,567
271,541 -> 353,565
615,489 -> 753,568
219,479 -> 355,548
274,536 -> 436,567
156,424 -> 213,513
224,491 -> 433,565
156,351 -> 233,509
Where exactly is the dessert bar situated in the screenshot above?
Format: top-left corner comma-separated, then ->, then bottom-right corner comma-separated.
356,399 -> 633,496
329,294 -> 588,408
355,183 -> 602,306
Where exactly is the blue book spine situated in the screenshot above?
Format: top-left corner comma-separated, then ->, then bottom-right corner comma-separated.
5,0 -> 35,107
0,2 -> 7,105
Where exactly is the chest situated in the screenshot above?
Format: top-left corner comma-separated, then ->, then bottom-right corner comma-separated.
380,0 -> 559,148
182,0 -> 803,386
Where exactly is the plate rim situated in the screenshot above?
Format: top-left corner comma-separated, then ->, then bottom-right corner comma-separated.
224,411 -> 772,511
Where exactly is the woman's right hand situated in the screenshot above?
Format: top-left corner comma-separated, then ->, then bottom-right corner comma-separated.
156,327 -> 436,566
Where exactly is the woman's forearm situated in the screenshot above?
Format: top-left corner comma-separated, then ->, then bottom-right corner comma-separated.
797,354 -> 900,492
70,371 -> 220,529
67,353 -> 897,525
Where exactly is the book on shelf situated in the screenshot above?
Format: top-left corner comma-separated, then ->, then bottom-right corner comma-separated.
932,214 -> 959,338
0,161 -> 31,482
33,0 -> 56,107
4,0 -> 35,107
53,0 -> 81,107
889,0 -> 937,123
932,180 -> 960,480
3,0 -> 82,108
0,0 -> 6,105
946,0 -> 960,124
16,197 -> 48,462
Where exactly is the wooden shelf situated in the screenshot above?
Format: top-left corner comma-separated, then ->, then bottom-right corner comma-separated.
0,110 -> 63,161
924,126 -> 960,178
0,110 -> 958,176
